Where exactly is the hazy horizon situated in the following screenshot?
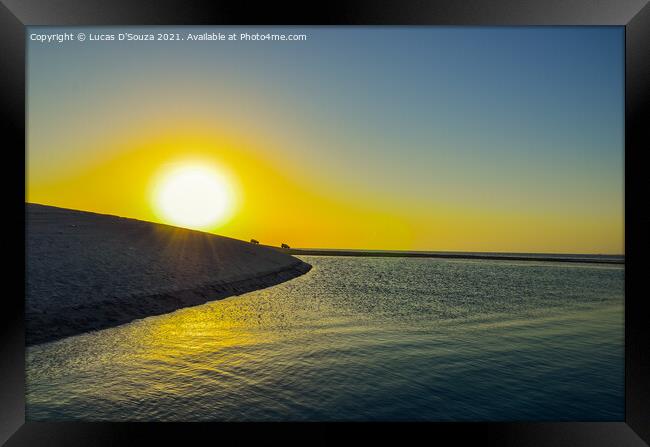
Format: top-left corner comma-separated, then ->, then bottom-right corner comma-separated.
26,201 -> 624,257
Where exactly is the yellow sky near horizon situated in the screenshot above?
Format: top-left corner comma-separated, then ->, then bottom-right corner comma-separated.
27,127 -> 623,255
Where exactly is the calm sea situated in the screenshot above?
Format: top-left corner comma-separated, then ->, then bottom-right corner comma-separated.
26,256 -> 624,421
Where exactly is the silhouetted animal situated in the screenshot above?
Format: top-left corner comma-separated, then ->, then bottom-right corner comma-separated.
281,243 -> 290,249
250,239 -> 259,244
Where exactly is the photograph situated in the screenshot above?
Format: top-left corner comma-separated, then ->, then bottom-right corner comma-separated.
25,25 -> 626,422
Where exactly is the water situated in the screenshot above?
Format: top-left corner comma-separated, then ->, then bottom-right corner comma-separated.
26,256 -> 624,421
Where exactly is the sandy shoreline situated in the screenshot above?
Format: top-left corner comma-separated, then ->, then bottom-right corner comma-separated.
26,204 -> 311,346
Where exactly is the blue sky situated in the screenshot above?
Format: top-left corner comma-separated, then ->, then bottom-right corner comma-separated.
27,27 -> 624,253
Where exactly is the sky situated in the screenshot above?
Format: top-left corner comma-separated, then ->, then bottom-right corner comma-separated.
27,26 -> 624,254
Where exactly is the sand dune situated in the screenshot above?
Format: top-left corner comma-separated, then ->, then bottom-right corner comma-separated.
26,204 -> 311,346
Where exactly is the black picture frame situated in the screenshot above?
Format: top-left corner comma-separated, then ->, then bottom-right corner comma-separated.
1,0 -> 648,445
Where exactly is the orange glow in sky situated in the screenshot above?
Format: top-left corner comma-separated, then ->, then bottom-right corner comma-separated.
27,27 -> 624,254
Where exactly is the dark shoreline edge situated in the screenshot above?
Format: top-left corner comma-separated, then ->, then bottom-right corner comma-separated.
283,249 -> 624,265
27,260 -> 312,347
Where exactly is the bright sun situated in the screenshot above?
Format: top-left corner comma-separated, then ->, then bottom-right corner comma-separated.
153,163 -> 236,230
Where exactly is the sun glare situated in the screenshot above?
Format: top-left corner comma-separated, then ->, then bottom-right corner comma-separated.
153,163 -> 236,230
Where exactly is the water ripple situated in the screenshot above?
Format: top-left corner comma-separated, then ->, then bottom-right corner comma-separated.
27,256 -> 624,421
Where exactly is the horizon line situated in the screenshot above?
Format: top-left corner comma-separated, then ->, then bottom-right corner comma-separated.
26,202 -> 625,259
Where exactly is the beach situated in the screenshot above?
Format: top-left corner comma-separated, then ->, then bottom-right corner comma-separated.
26,204 -> 311,346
